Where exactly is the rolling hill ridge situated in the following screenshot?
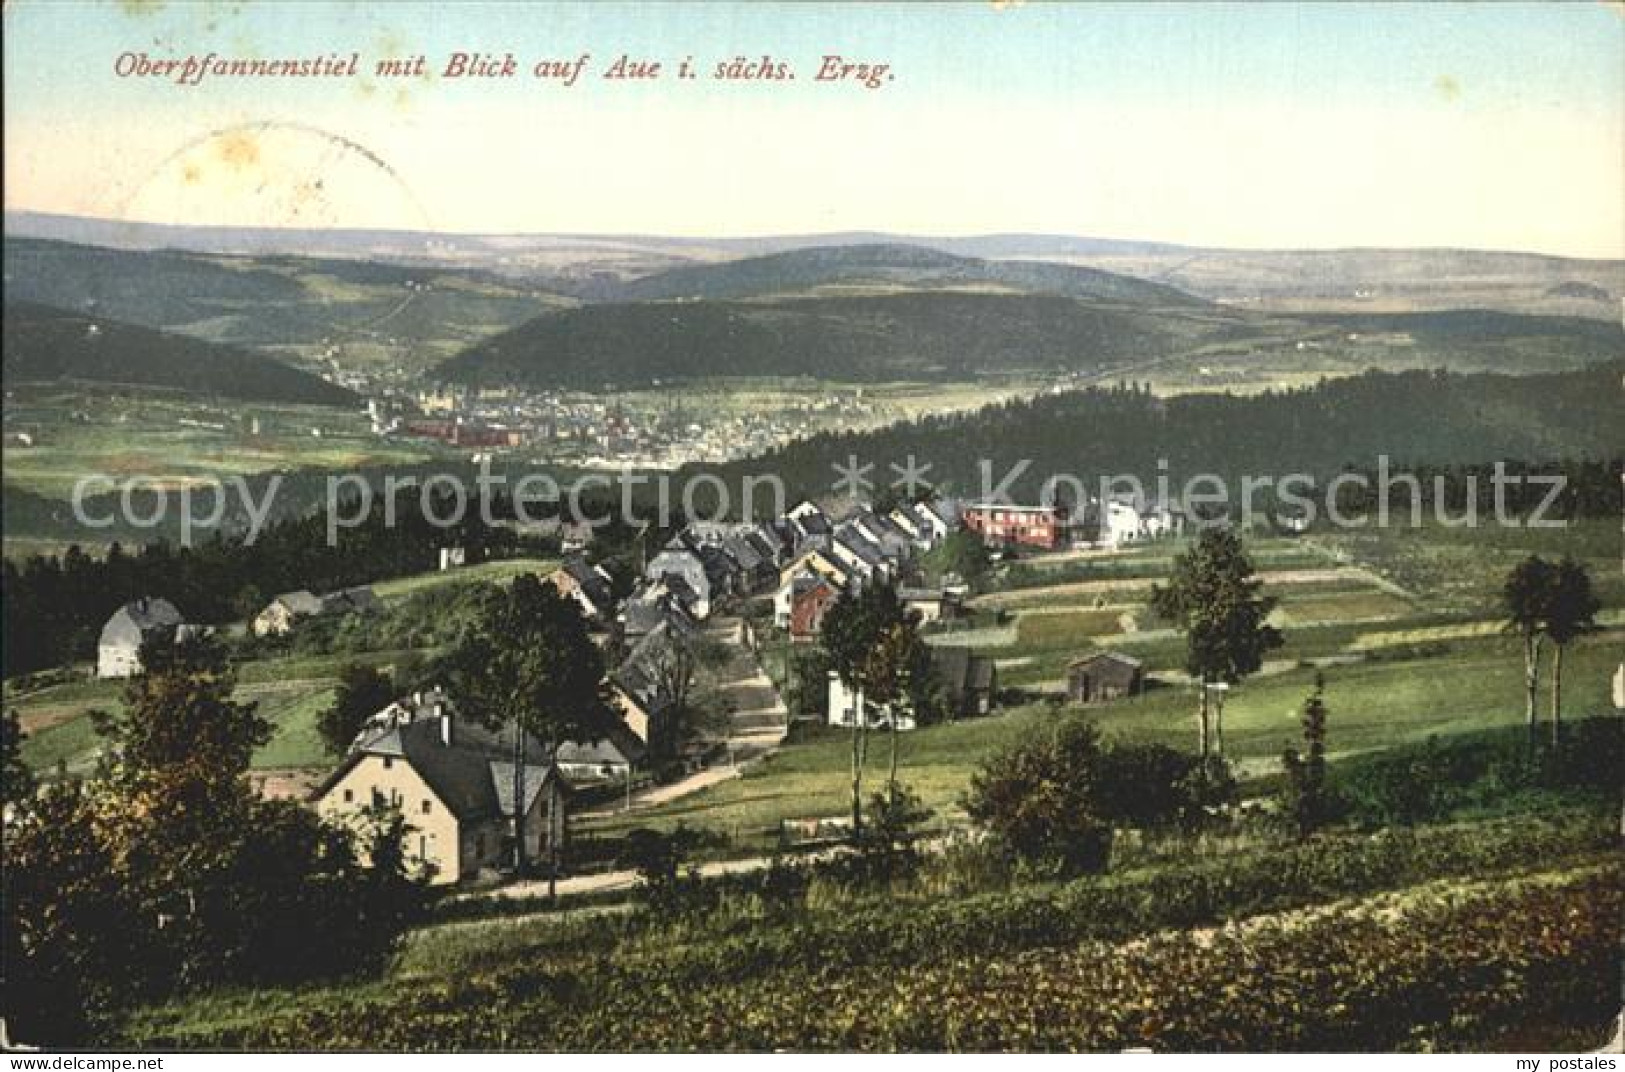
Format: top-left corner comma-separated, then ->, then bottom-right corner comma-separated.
2,300 -> 359,406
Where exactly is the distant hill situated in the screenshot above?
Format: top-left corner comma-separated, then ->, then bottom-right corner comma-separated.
11,211 -> 1621,319
437,288 -> 1253,389
698,361 -> 1625,503
1,236 -> 568,374
2,300 -> 358,406
603,243 -> 1205,305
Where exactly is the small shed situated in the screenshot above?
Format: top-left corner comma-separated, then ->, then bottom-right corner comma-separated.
1066,651 -> 1144,704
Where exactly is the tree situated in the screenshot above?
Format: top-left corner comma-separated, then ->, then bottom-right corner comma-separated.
819,581 -> 921,837
1544,558 -> 1599,746
1094,742 -> 1234,834
5,635 -> 423,1045
1281,674 -> 1332,839
1150,527 -> 1283,757
965,716 -> 1114,875
924,527 -> 992,590
642,629 -> 731,769
1503,555 -> 1556,750
316,663 -> 396,757
2,707 -> 35,808
439,574 -> 618,890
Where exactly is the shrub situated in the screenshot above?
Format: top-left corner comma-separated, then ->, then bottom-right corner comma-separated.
965,717 -> 1114,875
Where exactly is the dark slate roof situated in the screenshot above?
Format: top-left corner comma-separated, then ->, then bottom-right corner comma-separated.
557,721 -> 647,768
321,695 -> 594,817
834,526 -> 885,568
794,512 -> 832,538
321,586 -> 379,615
490,759 -> 567,817
745,527 -> 781,562
560,557 -> 616,615
721,533 -> 766,572
100,597 -> 185,647
342,719 -> 506,821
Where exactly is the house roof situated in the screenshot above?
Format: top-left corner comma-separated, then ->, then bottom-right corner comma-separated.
930,646 -> 996,701
721,533 -> 767,573
320,586 -> 379,615
558,557 -> 616,616
319,695 -> 593,819
833,526 -> 885,568
897,586 -> 946,603
100,597 -> 185,647
270,590 -> 323,616
794,511 -> 832,538
1067,650 -> 1144,670
556,721 -> 647,769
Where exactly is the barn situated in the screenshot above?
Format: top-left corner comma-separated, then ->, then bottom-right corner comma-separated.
1066,651 -> 1145,704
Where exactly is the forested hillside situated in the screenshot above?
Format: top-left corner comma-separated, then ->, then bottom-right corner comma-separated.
3,301 -> 358,406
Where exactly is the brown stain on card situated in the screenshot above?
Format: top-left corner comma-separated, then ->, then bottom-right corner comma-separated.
215,130 -> 262,170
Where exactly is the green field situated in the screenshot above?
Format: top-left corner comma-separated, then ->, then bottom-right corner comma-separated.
584,526 -> 1622,852
2,391 -> 439,502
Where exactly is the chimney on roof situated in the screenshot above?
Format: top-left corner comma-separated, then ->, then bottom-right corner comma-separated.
438,705 -> 453,747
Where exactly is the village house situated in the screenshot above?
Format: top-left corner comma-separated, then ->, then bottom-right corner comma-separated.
928,646 -> 999,718
829,523 -> 891,583
848,507 -> 916,561
545,557 -> 617,624
645,533 -> 734,619
786,500 -> 834,555
97,597 -> 196,678
898,586 -> 962,625
962,502 -> 1070,549
621,581 -> 700,640
786,574 -> 840,641
251,590 -> 324,637
251,586 -> 379,637
1101,495 -> 1186,548
777,547 -> 852,594
826,646 -> 997,730
313,696 -> 568,886
556,723 -> 648,782
609,622 -> 685,744
1066,650 -> 1145,703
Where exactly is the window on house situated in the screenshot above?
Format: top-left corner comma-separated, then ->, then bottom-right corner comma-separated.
371,788 -> 384,807
421,799 -> 432,815
342,788 -> 354,803
382,757 -> 394,769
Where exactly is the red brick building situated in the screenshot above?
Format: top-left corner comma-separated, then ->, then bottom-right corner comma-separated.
962,502 -> 1070,549
788,578 -> 839,642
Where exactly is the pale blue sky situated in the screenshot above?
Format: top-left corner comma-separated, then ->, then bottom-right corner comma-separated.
5,1 -> 1622,254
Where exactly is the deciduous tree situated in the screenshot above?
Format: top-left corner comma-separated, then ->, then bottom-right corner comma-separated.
1150,528 -> 1283,757
440,574 -> 618,889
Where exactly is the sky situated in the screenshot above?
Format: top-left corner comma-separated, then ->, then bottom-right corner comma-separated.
4,1 -> 1623,256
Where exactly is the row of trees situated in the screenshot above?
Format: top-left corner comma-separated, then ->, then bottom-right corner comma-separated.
1503,555 -> 1601,748
1,489 -> 521,678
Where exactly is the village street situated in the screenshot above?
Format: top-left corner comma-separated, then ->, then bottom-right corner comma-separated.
577,616 -> 788,814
